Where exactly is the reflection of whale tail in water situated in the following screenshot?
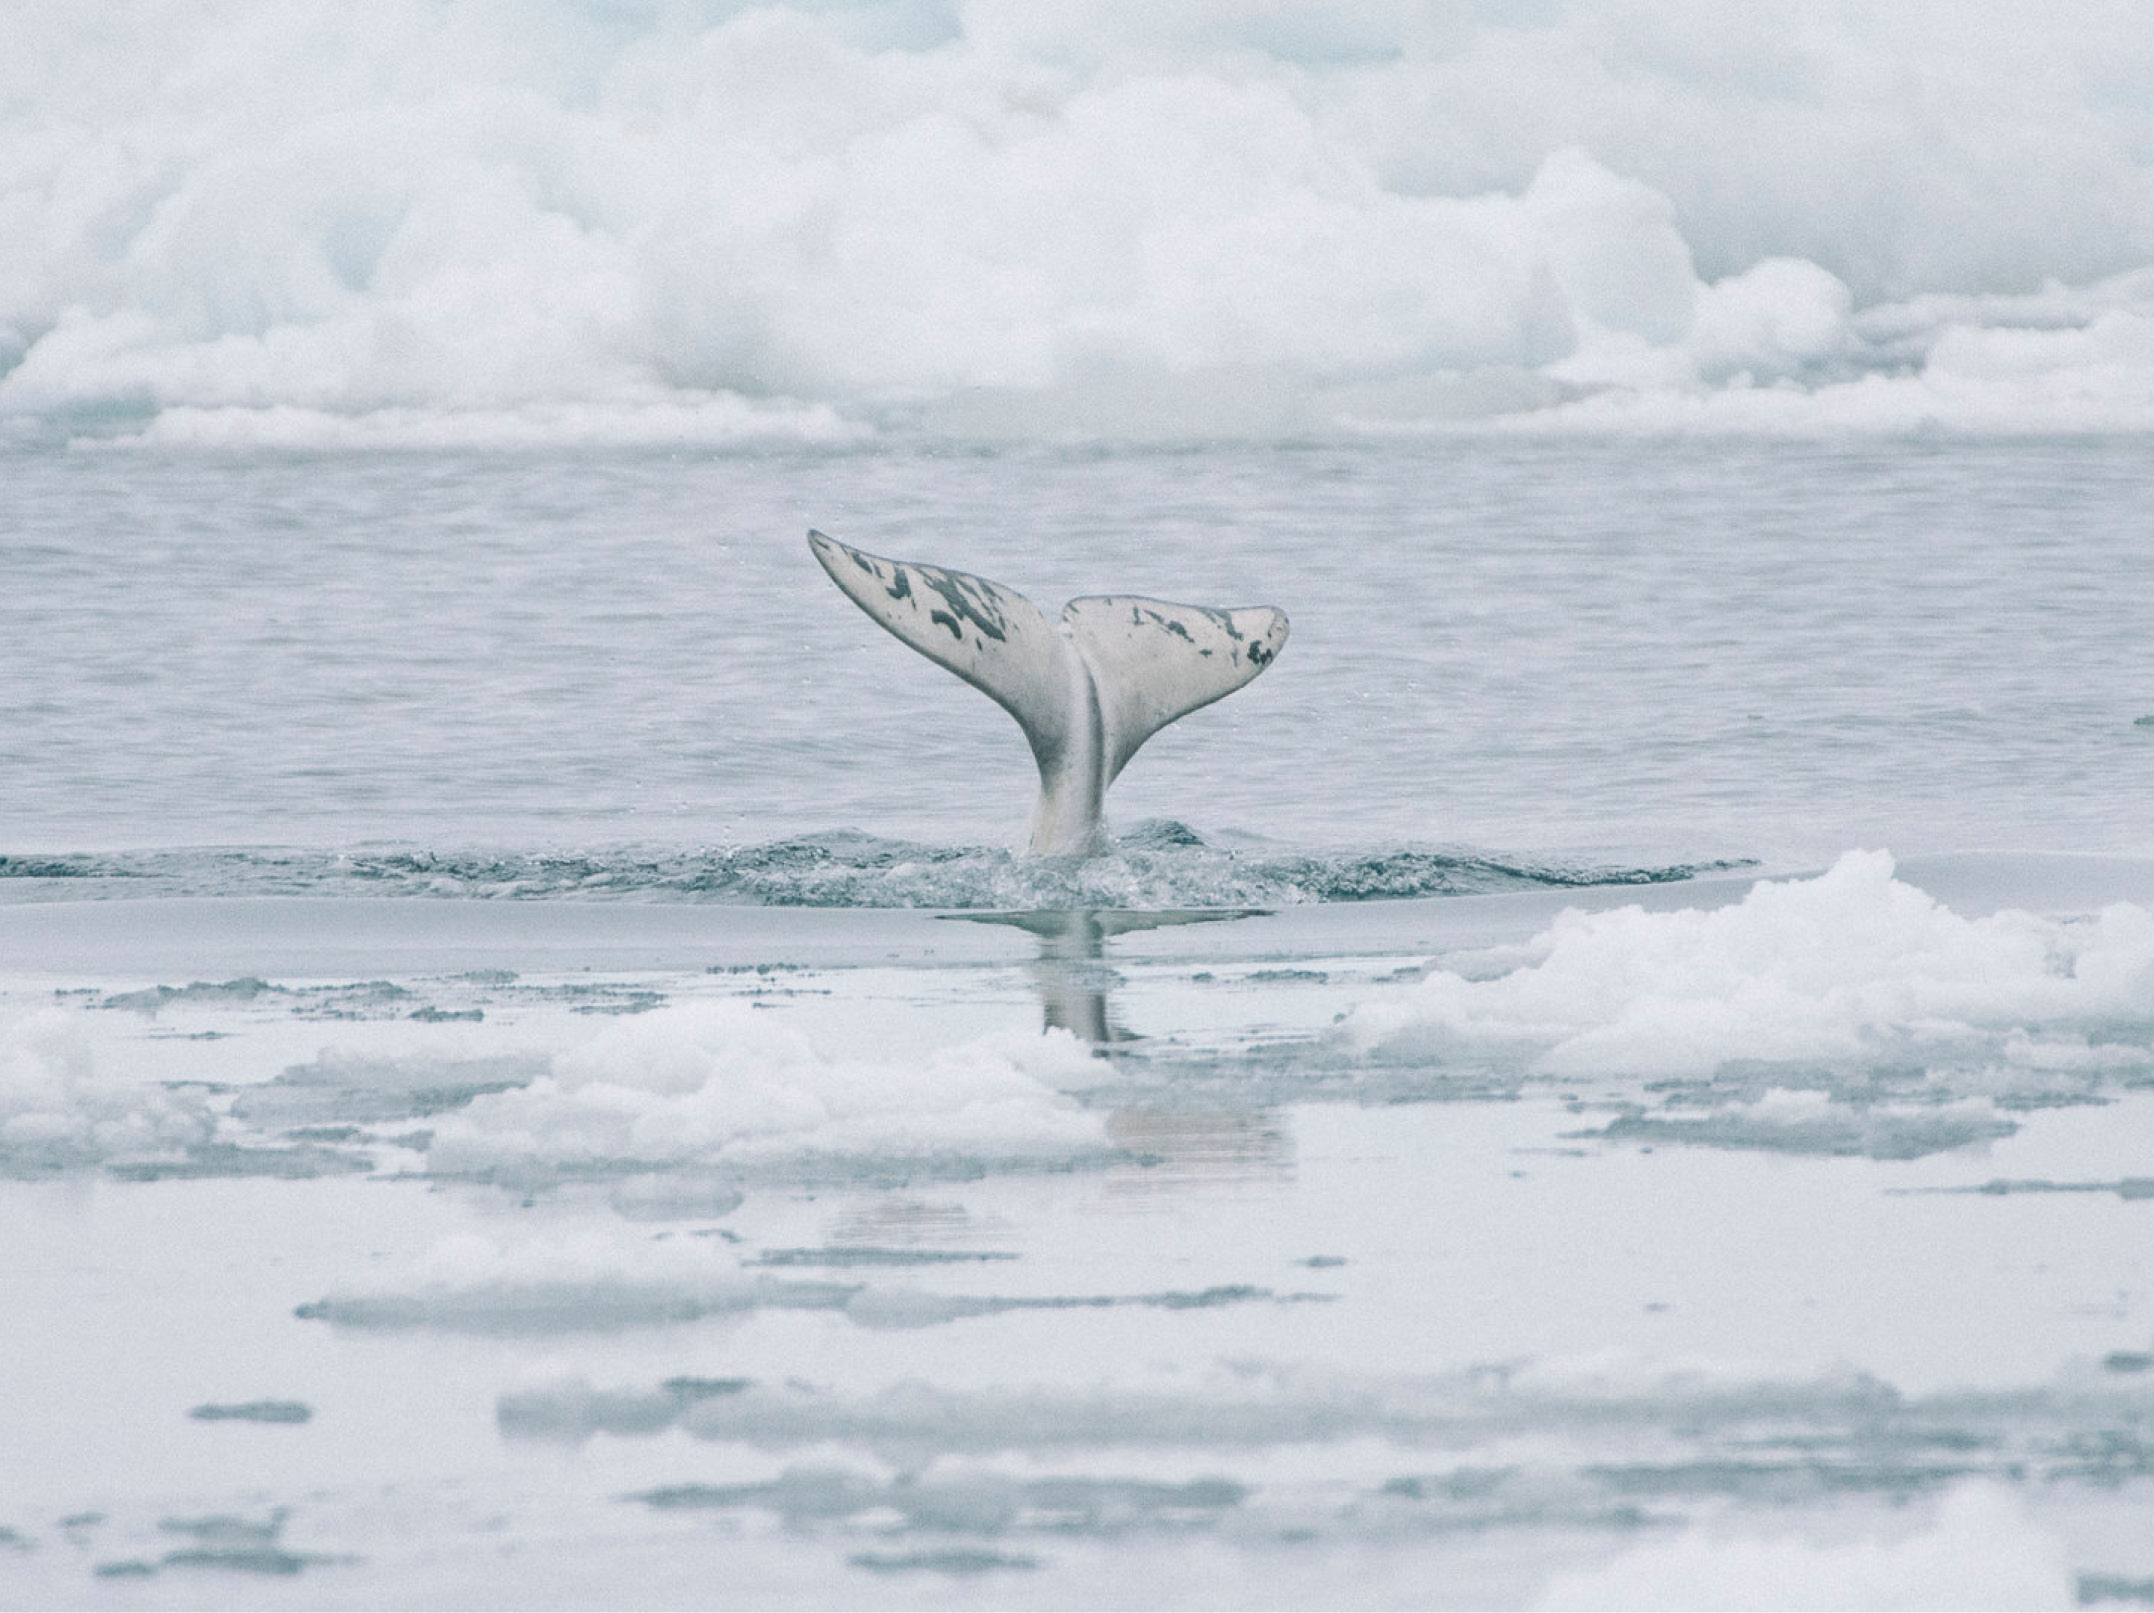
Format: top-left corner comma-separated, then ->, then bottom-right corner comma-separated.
957,908 -> 1265,1043
977,910 -> 1132,1044
809,531 -> 1289,855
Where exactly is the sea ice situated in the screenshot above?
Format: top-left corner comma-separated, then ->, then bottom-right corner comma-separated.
0,1007 -> 208,1173
425,1002 -> 1107,1174
1349,850 -> 2154,1080
7,7 -> 2154,441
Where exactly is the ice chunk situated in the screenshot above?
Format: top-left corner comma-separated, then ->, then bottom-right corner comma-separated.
231,1050 -> 542,1130
308,1229 -> 1287,1339
848,1550 -> 1039,1576
187,1401 -> 313,1424
1592,1091 -> 2019,1161
0,1009 -> 208,1173
426,1004 -> 1106,1174
1350,851 -> 2154,1080
297,1231 -> 860,1335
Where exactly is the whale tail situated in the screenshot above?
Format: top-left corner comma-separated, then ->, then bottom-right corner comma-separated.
807,531 -> 1288,854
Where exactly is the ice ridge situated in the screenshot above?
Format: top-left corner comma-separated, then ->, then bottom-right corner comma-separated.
7,8 -> 2154,439
1350,849 -> 2154,1081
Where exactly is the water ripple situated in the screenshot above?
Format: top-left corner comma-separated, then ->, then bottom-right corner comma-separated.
0,824 -> 1747,909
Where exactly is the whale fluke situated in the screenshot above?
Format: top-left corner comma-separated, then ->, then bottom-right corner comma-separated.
808,531 -> 1288,855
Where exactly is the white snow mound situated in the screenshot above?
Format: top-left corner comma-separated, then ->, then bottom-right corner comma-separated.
1350,850 -> 2154,1077
0,1008 -> 206,1163
426,1003 -> 1105,1169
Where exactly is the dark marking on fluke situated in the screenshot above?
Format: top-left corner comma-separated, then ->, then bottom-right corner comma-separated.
921,569 -> 1010,643
1201,606 -> 1245,641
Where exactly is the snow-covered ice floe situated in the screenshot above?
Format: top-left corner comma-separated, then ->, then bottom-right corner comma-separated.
0,1007 -> 209,1173
1349,850 -> 2154,1075
1337,850 -> 2154,1162
428,1005 -> 1107,1177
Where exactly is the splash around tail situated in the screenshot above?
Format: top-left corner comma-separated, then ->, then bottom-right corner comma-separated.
808,531 -> 1288,855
